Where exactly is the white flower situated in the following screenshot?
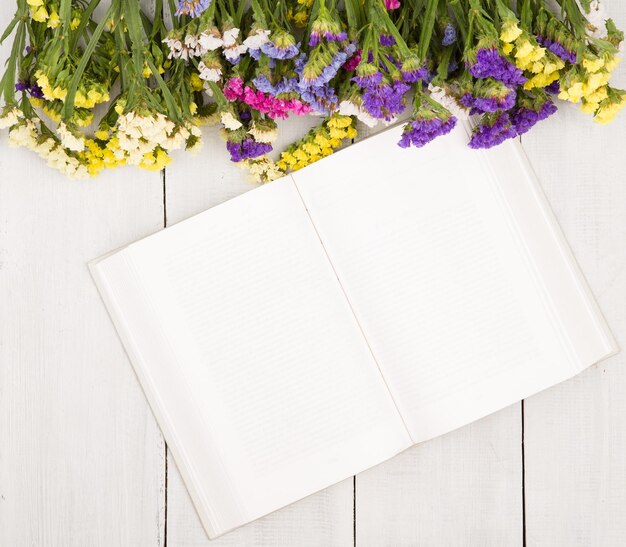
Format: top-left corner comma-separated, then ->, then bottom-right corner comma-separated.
8,120 -> 39,150
222,28 -> 240,47
35,138 -> 56,159
428,84 -> 471,120
198,29 -> 223,51
248,124 -> 278,143
223,43 -> 248,63
243,29 -> 271,50
220,111 -> 242,130
57,122 -> 85,152
338,100 -> 378,128
184,34 -> 199,50
240,156 -> 284,184
0,107 -> 23,129
163,37 -> 188,60
198,61 -> 222,82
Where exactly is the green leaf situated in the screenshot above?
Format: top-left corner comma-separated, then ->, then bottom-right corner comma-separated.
2,20 -> 25,104
0,14 -> 20,45
418,0 -> 439,62
70,0 -> 101,50
63,2 -> 116,119
145,56 -> 181,122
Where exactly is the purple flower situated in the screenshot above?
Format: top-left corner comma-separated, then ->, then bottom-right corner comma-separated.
299,84 -> 339,115
442,24 -> 457,46
468,48 -> 527,87
461,90 -> 516,113
226,138 -> 273,162
30,83 -> 43,98
175,0 -> 211,18
536,36 -> 576,64
468,112 -> 517,149
298,44 -> 356,88
511,100 -> 558,136
260,41 -> 300,60
15,80 -> 44,98
361,80 -> 410,121
380,34 -> 396,47
309,30 -> 348,47
253,74 -> 299,96
353,71 -> 384,87
398,115 -> 457,148
401,68 -> 428,83
544,80 -> 560,94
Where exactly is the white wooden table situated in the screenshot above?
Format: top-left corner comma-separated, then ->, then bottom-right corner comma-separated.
1,3 -> 625,545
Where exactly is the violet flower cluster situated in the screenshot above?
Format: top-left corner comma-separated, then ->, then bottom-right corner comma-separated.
226,138 -> 273,162
468,48 -> 527,88
398,115 -> 457,148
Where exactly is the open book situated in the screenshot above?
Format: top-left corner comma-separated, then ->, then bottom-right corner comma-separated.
90,123 -> 617,539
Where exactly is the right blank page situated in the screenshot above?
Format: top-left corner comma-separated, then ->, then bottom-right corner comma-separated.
294,124 -> 617,443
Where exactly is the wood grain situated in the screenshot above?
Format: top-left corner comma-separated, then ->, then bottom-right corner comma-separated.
0,141 -> 166,545
521,5 -> 626,539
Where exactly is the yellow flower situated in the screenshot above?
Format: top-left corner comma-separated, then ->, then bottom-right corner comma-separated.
515,41 -> 534,59
143,65 -> 152,79
583,72 -> 610,96
70,17 -> 81,30
29,97 -> 44,108
582,56 -> 604,73
294,12 -> 308,27
580,100 -> 599,114
327,114 -> 352,129
31,6 -> 49,23
594,96 -> 626,124
502,43 -> 514,55
559,82 -> 584,103
605,56 -> 621,73
586,86 -> 608,104
27,0 -> 44,6
76,113 -> 95,127
94,130 -> 109,140
47,10 -> 60,28
190,73 -> 204,91
329,127 -> 348,139
500,21 -> 523,43
52,86 -> 67,101
42,105 -> 61,123
302,142 -> 321,155
189,102 -> 197,115
524,71 -> 559,90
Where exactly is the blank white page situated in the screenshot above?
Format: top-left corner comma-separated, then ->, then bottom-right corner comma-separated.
293,124 -> 616,443
91,177 -> 411,537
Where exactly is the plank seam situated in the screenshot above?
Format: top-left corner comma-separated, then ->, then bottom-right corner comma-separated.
522,399 -> 526,547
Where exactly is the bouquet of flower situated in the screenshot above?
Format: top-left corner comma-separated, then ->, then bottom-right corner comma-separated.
0,0 -> 623,180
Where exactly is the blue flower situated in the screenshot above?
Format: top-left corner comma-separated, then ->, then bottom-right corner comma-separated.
442,24 -> 457,46
175,0 -> 211,18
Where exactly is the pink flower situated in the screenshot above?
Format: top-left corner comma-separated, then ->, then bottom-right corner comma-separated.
224,78 -> 244,101
385,0 -> 400,9
343,49 -> 362,72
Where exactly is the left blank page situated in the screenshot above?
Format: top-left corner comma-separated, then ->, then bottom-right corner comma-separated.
90,177 -> 410,538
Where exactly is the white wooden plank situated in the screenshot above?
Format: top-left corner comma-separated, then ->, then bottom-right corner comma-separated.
521,3 -> 626,539
357,406 -> 522,546
0,154 -> 166,545
0,5 -> 166,544
164,117 -> 355,545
